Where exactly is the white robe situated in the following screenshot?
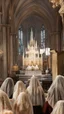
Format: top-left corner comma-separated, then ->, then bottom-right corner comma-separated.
1,77 -> 14,98
0,89 -> 12,111
51,100 -> 64,114
47,75 -> 64,108
27,76 -> 45,106
14,92 -> 33,114
13,81 -> 26,101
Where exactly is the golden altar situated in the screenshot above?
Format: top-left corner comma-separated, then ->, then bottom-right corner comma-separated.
23,29 -> 43,70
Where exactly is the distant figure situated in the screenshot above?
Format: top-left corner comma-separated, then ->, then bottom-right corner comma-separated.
13,81 -> 26,101
1,77 -> 14,98
14,92 -> 33,114
43,75 -> 64,114
0,89 -> 12,111
27,75 -> 45,114
51,100 -> 64,114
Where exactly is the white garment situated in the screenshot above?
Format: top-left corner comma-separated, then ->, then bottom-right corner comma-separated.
14,92 -> 33,114
51,100 -> 64,114
13,81 -> 26,101
1,77 -> 14,98
2,110 -> 13,114
27,76 -> 45,106
0,89 -> 12,111
47,75 -> 64,108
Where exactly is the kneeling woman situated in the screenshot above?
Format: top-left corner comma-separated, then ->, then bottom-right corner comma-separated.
14,92 -> 33,114
43,75 -> 64,114
0,89 -> 13,113
27,75 -> 45,114
51,100 -> 64,114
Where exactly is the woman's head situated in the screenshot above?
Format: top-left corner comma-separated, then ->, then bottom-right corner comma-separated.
14,92 -> 33,114
0,89 -> 12,111
51,100 -> 64,114
27,75 -> 45,106
3,110 -> 13,114
13,81 -> 26,100
47,75 -> 64,108
1,77 -> 14,98
29,75 -> 42,88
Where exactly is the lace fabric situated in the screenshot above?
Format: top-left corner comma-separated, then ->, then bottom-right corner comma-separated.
1,78 -> 14,98
0,89 -> 12,112
47,75 -> 64,108
27,75 -> 45,106
14,92 -> 33,114
51,100 -> 64,114
13,81 -> 26,100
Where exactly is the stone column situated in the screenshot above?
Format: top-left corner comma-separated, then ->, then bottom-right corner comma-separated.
9,34 -> 14,74
7,27 -> 11,75
59,2 -> 64,50
2,0 -> 8,79
61,19 -> 64,50
55,32 -> 61,51
50,33 -> 56,50
0,13 -> 3,79
10,33 -> 18,66
50,31 -> 61,51
2,26 -> 7,79
13,34 -> 18,65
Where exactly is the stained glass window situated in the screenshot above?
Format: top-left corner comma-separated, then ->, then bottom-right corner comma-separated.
18,27 -> 23,55
41,26 -> 45,49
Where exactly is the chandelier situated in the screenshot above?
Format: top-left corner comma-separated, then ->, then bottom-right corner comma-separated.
49,0 -> 60,8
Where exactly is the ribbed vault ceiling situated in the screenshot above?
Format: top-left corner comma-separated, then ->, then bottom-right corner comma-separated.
0,0 -> 61,32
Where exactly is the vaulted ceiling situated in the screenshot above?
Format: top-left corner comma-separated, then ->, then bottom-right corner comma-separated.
0,0 -> 61,32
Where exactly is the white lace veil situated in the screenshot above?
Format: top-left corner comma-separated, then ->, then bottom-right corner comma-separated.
51,100 -> 64,114
27,75 -> 45,106
1,77 -> 14,98
0,89 -> 12,111
13,81 -> 26,100
14,92 -> 33,114
47,75 -> 64,108
2,110 -> 13,114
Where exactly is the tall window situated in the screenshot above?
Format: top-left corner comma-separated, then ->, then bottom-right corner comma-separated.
41,26 -> 45,49
18,27 -> 23,55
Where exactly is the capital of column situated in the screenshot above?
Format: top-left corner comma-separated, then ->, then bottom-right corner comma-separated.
0,24 -> 11,28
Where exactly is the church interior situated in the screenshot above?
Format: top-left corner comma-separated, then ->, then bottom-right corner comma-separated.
0,0 -> 64,114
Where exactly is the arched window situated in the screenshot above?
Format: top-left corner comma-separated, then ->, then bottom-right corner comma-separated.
41,26 -> 45,49
18,27 -> 23,55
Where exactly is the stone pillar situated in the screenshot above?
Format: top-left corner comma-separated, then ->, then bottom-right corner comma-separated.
2,26 -> 7,79
9,34 -> 14,74
10,33 -> 18,66
13,34 -> 18,65
61,20 -> 64,50
58,2 -> 64,50
50,33 -> 56,50
50,31 -> 61,51
2,0 -> 8,79
7,27 -> 11,75
0,13 -> 3,79
55,32 -> 61,51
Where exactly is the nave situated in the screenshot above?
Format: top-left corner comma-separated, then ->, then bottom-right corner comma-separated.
0,0 -> 64,114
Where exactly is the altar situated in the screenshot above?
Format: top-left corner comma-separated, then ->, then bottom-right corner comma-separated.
23,28 -> 43,70
25,70 -> 42,76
